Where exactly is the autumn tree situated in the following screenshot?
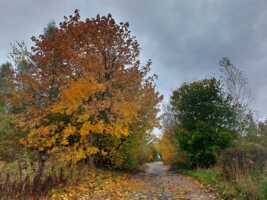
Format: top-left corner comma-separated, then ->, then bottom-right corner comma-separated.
158,133 -> 177,164
111,85 -> 162,169
158,105 -> 187,166
6,10 -> 162,165
170,78 -> 237,167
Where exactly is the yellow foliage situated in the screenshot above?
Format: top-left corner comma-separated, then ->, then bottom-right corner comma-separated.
80,122 -> 91,137
51,75 -> 104,115
113,122 -> 128,137
10,11 -> 162,165
79,114 -> 89,122
63,124 -> 76,136
159,133 -> 177,164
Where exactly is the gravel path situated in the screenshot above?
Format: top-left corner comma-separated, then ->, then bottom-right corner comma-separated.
61,161 -> 220,200
127,161 -> 220,200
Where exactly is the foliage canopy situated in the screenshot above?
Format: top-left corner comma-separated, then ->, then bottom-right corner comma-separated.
4,10 -> 162,164
170,78 -> 237,167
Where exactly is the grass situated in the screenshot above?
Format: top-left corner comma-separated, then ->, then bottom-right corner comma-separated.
178,167 -> 234,199
183,167 -> 220,186
179,167 -> 267,200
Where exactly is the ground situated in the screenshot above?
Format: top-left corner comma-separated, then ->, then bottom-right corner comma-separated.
51,162 -> 220,200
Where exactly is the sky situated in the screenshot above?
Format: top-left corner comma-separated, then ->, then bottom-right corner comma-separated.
1,0 -> 267,120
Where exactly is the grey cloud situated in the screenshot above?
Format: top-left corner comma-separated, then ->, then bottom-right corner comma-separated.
1,0 -> 267,118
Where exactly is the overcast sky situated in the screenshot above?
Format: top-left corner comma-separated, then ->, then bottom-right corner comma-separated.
1,0 -> 267,120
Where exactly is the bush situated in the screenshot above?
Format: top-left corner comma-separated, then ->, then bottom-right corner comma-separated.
260,180 -> 267,200
183,166 -> 267,200
0,157 -> 88,199
220,143 -> 267,181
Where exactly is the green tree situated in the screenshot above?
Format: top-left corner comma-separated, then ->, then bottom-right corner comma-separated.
0,63 -> 14,104
257,120 -> 267,145
170,78 -> 237,167
0,63 -> 26,161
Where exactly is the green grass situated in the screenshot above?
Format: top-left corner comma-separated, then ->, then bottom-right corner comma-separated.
183,167 -> 220,186
178,167 -> 267,200
180,168 -> 232,199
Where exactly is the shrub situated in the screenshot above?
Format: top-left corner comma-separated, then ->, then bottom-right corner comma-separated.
260,180 -> 267,200
0,157 -> 87,199
220,142 -> 267,181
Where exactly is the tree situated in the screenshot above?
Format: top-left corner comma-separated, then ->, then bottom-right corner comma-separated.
256,120 -> 267,145
0,63 -> 14,106
219,57 -> 253,136
6,10 -> 162,164
43,21 -> 57,37
111,82 -> 162,169
0,63 -> 26,161
158,104 -> 181,165
170,78 -> 237,167
219,57 -> 251,107
158,132 -> 178,164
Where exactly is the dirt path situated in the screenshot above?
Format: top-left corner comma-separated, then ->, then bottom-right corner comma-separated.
132,161 -> 220,200
55,161 -> 220,200
144,161 -> 170,175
